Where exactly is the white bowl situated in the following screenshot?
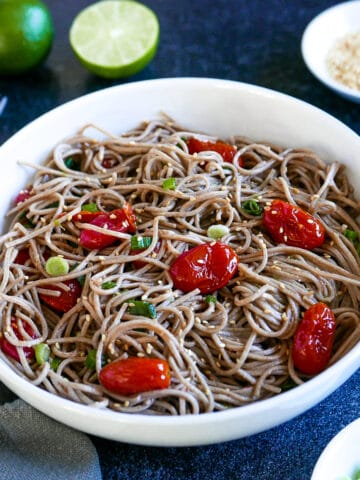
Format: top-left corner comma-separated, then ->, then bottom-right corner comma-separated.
0,78 -> 359,446
312,418 -> 360,480
301,1 -> 360,103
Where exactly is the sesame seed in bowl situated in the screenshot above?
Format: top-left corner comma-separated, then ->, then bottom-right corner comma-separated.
301,1 -> 360,103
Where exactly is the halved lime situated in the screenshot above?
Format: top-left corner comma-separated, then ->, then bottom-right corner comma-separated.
69,0 -> 160,79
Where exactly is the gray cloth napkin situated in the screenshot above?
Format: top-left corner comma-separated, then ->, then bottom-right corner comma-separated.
0,383 -> 102,480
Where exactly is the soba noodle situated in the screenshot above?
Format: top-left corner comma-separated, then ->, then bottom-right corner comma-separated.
0,116 -> 359,415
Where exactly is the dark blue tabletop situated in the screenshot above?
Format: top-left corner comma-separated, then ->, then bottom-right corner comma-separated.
0,1 -> 359,479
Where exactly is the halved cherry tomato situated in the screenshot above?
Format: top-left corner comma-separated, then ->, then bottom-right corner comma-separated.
130,241 -> 162,269
39,279 -> 82,313
79,203 -> 137,250
187,137 -> 240,164
292,302 -> 336,375
15,248 -> 31,265
0,317 -> 37,361
14,188 -> 32,205
263,199 -> 325,250
99,357 -> 171,396
169,242 -> 238,294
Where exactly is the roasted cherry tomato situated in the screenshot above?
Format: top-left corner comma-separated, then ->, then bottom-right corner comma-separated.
102,156 -> 119,169
79,203 -> 137,250
39,279 -> 82,313
187,137 -> 240,164
130,241 -> 162,269
14,188 -> 32,205
0,317 -> 37,361
72,211 -> 102,223
263,199 -> 325,250
292,302 -> 336,375
99,357 -> 171,396
15,248 -> 31,265
169,242 -> 238,294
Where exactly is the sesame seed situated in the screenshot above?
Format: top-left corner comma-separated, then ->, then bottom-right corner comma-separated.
124,401 -> 130,407
137,352 -> 145,357
307,219 -> 314,224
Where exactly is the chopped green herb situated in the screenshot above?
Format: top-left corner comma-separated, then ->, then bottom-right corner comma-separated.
242,199 -> 263,216
344,229 -> 360,257
207,224 -> 229,240
46,202 -> 59,208
77,275 -> 86,287
18,211 -> 35,229
344,229 -> 358,242
85,349 -> 105,369
205,294 -> 217,303
34,343 -> 50,365
101,281 -> 117,290
130,235 -> 152,250
82,203 -> 99,212
45,256 -> 70,277
67,240 -> 78,248
162,177 -> 177,191
50,357 -> 61,371
64,156 -> 81,171
128,300 -> 157,319
281,377 -> 298,392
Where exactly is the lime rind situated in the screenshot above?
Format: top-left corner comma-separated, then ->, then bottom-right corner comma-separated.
69,0 -> 160,79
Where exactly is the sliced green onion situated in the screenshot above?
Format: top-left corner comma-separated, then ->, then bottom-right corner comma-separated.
85,349 -> 105,369
82,203 -> 99,212
205,294 -> 217,303
50,357 -> 61,371
101,281 -> 117,290
45,256 -> 70,277
130,236 -> 152,250
344,229 -> 358,242
34,343 -> 50,365
128,300 -> 157,319
64,156 -> 81,171
207,224 -> 230,240
242,199 -> 263,216
162,177 -> 177,191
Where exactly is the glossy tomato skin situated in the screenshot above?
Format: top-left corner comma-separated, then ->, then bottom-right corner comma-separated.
39,279 -> 82,313
169,242 -> 238,294
292,302 -> 336,375
79,203 -> 137,250
99,357 -> 171,396
187,138 -> 240,164
263,200 -> 325,250
0,317 -> 36,361
72,211 -> 102,223
14,188 -> 32,205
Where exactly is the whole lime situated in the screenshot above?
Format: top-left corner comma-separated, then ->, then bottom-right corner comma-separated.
0,0 -> 54,76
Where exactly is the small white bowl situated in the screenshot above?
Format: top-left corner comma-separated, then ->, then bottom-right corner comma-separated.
301,1 -> 360,103
312,418 -> 360,480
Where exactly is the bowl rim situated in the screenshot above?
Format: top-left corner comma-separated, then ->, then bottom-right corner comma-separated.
311,418 -> 360,479
301,0 -> 360,101
0,77 -> 359,445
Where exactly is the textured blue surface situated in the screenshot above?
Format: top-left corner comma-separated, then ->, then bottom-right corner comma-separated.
0,1 -> 359,478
